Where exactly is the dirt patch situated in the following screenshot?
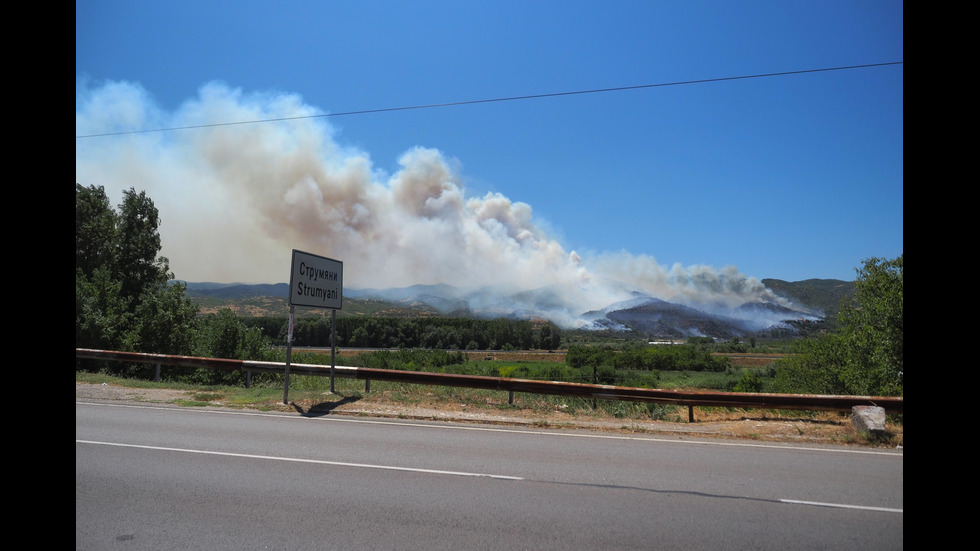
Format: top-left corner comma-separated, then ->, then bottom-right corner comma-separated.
75,381 -> 192,404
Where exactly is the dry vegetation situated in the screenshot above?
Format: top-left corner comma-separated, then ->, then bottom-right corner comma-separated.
76,367 -> 903,449
76,343 -> 901,449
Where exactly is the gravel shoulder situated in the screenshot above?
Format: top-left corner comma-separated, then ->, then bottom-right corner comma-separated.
76,381 -> 903,449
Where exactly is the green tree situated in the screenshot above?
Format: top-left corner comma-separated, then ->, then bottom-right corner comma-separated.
773,255 -> 903,396
76,184 -> 199,357
196,309 -> 267,360
116,188 -> 171,302
75,266 -> 129,351
536,321 -> 562,350
125,280 -> 198,356
76,184 -> 118,278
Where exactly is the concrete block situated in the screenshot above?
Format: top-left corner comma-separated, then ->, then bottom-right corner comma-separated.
851,405 -> 887,434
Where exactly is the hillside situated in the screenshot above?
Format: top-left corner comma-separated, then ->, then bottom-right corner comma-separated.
181,278 -> 853,339
760,278 -> 855,322
183,282 -> 442,318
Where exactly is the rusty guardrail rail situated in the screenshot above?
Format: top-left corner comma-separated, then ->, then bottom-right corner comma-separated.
75,348 -> 903,417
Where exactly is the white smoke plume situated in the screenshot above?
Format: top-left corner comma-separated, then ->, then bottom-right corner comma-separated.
76,80 -> 797,326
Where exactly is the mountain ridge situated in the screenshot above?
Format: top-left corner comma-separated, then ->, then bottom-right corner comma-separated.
182,278 -> 853,339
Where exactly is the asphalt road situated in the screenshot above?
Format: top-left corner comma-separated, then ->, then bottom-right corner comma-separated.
76,402 -> 903,550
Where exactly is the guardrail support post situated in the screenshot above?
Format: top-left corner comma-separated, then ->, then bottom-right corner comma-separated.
365,379 -> 371,392
155,363 -> 161,382
689,405 -> 695,423
509,391 -> 514,405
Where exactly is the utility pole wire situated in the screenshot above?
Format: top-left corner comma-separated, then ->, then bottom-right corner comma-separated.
76,61 -> 902,139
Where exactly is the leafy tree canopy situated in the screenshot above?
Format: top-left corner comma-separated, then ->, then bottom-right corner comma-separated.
773,255 -> 903,396
76,184 -> 198,356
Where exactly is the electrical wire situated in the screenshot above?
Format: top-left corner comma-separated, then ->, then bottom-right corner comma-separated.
75,62 -> 902,139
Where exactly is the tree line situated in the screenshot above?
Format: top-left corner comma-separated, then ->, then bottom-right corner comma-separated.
242,315 -> 563,351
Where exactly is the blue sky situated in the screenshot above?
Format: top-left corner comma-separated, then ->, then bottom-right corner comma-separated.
76,1 -> 902,294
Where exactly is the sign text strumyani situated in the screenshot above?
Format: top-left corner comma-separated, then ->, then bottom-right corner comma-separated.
295,261 -> 340,302
288,250 -> 342,309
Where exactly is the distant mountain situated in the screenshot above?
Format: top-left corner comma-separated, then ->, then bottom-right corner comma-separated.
761,278 -> 855,321
182,281 -> 441,318
606,299 -> 753,339
346,283 -> 472,313
593,296 -> 822,340
181,278 -> 851,339
183,282 -> 289,299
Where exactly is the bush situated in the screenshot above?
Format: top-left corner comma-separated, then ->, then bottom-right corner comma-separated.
772,255 -> 903,396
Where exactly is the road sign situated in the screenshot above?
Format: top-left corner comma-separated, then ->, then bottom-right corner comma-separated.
288,250 -> 343,309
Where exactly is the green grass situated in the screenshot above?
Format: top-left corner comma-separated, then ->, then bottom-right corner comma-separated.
658,370 -> 738,390
77,359 -> 902,447
76,354 -> 768,417
78,368 -> 691,422
75,371 -> 203,391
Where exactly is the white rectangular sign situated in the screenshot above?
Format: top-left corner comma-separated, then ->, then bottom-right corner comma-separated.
288,249 -> 343,309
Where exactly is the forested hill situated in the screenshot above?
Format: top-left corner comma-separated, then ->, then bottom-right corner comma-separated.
760,278 -> 855,321
182,282 -> 443,318
183,279 -> 855,324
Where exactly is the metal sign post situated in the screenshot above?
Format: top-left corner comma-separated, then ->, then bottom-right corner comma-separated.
283,306 -> 294,404
330,309 -> 337,393
284,249 -> 343,404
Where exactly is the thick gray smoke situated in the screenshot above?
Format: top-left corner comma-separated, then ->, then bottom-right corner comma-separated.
76,80 -> 798,327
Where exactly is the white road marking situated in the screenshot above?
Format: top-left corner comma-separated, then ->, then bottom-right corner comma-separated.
75,439 -> 524,480
780,498 -> 902,513
79,435 -> 902,513
75,401 -> 904,456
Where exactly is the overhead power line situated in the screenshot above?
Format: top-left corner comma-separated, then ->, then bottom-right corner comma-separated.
75,61 -> 902,139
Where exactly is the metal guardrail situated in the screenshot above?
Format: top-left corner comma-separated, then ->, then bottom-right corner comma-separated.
75,348 -> 904,418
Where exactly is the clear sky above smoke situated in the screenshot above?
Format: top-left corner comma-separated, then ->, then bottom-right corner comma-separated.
76,1 -> 903,294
